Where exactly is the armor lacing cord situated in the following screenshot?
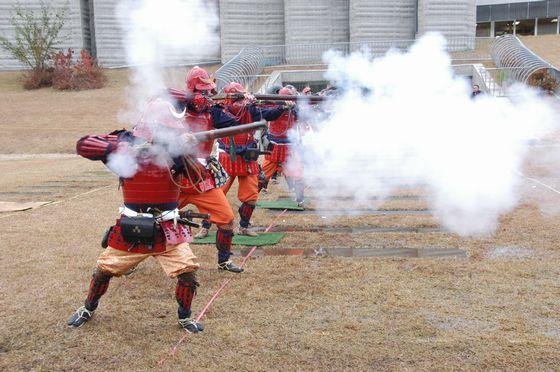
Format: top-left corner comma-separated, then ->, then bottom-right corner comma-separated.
158,208 -> 289,365
166,156 -> 205,194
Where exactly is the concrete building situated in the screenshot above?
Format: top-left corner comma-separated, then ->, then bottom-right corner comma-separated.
0,0 -> 478,70
284,0 -> 349,64
219,0 -> 284,61
418,0 -> 476,39
349,0 -> 417,43
92,0 -> 221,67
476,0 -> 560,36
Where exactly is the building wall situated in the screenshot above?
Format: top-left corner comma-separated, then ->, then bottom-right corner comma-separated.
91,0 -> 125,67
284,0 -> 349,63
418,0 -> 476,41
477,0 -> 560,22
476,0 -> 560,37
476,0 -> 536,5
1,0 -> 479,70
219,0 -> 284,62
0,0 -> 83,70
93,0 -> 221,68
349,0 -> 417,45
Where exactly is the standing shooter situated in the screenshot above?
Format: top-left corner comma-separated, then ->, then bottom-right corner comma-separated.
218,82 -> 289,236
171,67 -> 244,273
68,99 -> 205,333
261,87 -> 305,207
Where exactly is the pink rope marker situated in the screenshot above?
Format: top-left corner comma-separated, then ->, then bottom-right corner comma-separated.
159,209 -> 289,365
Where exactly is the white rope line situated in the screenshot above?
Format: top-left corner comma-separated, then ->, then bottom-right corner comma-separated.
521,173 -> 560,196
0,185 -> 114,220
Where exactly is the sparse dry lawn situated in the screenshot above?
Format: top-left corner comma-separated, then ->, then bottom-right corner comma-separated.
0,65 -> 220,154
520,35 -> 560,68
1,65 -> 560,370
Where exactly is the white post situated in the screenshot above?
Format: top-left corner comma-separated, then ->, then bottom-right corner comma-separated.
535,18 -> 538,36
491,21 -> 495,37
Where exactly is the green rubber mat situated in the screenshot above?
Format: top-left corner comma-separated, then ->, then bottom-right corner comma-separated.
190,232 -> 285,246
256,199 -> 304,211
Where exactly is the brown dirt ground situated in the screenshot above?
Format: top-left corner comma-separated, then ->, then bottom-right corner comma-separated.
1,175 -> 560,370
1,68 -> 560,370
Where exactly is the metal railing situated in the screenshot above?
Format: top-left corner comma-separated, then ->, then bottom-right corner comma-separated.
491,34 -> 560,85
214,47 -> 265,92
215,36 -> 560,98
258,69 -> 329,93
258,65 -> 521,97
475,66 -> 528,97
226,37 -> 494,67
214,36 -> 496,93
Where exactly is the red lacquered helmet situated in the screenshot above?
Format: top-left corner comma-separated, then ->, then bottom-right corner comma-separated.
279,87 -> 295,95
186,66 -> 216,93
133,98 -> 185,141
223,82 -> 246,94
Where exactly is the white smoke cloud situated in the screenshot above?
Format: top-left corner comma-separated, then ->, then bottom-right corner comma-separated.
117,0 -> 219,120
107,0 -> 219,178
292,33 -> 558,236
106,146 -> 139,178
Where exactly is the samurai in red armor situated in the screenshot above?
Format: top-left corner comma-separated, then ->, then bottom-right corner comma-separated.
168,67 -> 244,273
262,87 -> 305,207
67,99 -> 204,333
218,82 -> 288,236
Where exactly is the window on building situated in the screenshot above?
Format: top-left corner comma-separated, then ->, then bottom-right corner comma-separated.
537,18 -> 558,35
476,22 -> 491,37
495,21 -> 514,36
515,19 -> 536,36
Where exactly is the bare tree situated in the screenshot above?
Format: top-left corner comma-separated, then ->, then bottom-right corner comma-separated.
0,1 -> 68,72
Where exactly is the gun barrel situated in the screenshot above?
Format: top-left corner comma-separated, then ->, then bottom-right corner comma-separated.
210,93 -> 325,103
180,210 -> 211,220
252,94 -> 325,102
193,121 -> 267,142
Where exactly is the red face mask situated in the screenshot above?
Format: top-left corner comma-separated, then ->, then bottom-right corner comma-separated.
192,93 -> 211,112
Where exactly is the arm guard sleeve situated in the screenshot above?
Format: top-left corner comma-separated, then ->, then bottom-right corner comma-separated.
76,131 -> 126,161
168,88 -> 188,103
210,105 -> 239,129
250,105 -> 285,122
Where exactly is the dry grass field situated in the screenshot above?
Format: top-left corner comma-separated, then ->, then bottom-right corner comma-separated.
0,65 -> 220,154
520,35 -> 560,68
1,61 -> 560,370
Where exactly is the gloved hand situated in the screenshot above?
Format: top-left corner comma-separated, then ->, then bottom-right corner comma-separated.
180,132 -> 199,154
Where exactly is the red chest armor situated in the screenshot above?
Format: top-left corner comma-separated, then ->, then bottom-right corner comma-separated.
220,103 -> 254,147
122,161 -> 179,205
269,111 -> 293,140
266,112 -> 295,164
218,103 -> 259,176
184,110 -> 214,158
109,158 -> 191,254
